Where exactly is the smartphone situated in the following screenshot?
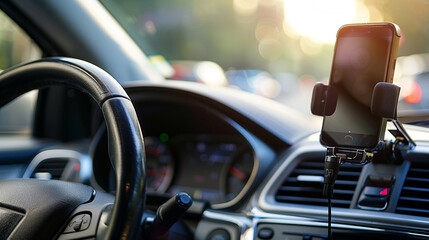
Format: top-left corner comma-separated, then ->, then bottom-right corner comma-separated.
320,22 -> 401,149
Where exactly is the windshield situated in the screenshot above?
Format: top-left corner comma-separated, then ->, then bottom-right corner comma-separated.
101,0 -> 429,115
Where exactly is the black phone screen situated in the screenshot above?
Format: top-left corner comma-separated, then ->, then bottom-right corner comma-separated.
321,25 -> 394,149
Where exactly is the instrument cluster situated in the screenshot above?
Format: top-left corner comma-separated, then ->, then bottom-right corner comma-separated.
145,134 -> 255,205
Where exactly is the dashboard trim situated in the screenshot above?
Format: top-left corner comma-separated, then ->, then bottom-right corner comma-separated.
23,149 -> 92,182
252,207 -> 429,238
201,208 -> 429,240
202,210 -> 253,238
212,119 -> 274,209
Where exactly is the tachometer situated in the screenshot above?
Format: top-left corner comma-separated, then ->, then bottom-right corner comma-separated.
145,136 -> 174,193
225,148 -> 254,202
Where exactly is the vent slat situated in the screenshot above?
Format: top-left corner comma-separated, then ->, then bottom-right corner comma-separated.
396,207 -> 429,218
334,180 -> 359,185
284,178 -> 358,185
407,168 -> 429,174
275,159 -> 362,208
402,186 -> 429,193
278,186 -> 321,192
31,159 -> 69,180
396,162 -> 429,218
337,171 -> 361,176
405,177 -> 429,183
332,189 -> 355,195
293,169 -> 323,175
396,207 -> 429,213
399,196 -> 429,203
298,162 -> 324,168
275,196 -> 351,205
275,196 -> 351,207
277,186 -> 354,195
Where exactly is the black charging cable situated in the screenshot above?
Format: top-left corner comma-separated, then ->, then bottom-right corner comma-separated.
323,155 -> 341,240
328,194 -> 332,240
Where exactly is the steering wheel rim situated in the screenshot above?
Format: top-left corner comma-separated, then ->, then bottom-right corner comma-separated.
0,57 -> 146,239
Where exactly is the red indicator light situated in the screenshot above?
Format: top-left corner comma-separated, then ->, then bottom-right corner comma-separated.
380,188 -> 388,196
73,163 -> 80,171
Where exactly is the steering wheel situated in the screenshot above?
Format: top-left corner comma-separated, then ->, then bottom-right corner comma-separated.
0,58 -> 146,239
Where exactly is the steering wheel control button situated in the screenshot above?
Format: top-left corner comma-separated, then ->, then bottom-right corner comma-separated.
72,219 -> 83,232
63,213 -> 91,233
80,214 -> 91,230
206,229 -> 230,240
258,227 -> 274,239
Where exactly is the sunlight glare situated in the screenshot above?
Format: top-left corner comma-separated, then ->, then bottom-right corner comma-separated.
283,0 -> 368,44
194,61 -> 228,87
234,0 -> 258,16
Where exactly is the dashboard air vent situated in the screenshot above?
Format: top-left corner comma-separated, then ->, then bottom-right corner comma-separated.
275,158 -> 362,208
396,162 -> 429,217
31,159 -> 69,180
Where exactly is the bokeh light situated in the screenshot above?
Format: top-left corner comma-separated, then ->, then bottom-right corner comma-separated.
255,21 -> 280,42
399,54 -> 426,76
283,0 -> 370,44
299,37 -> 322,55
144,20 -> 157,35
194,61 -> 228,86
404,82 -> 422,104
148,55 -> 175,78
252,73 -> 281,98
258,38 -> 282,60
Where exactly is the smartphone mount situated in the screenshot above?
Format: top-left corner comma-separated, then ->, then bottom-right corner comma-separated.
311,82 -> 415,197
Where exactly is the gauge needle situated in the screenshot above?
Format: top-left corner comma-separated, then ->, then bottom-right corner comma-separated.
229,166 -> 248,181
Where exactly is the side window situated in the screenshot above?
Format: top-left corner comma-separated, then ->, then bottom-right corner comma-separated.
0,11 -> 42,135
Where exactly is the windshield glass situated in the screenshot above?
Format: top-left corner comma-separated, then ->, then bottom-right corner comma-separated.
101,0 -> 429,115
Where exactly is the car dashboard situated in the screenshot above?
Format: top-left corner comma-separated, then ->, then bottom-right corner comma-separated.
16,82 -> 429,239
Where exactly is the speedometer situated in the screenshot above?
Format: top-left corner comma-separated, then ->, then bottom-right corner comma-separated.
225,147 -> 254,202
145,136 -> 174,193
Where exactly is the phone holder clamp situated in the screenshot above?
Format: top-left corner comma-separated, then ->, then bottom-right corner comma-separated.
312,81 -> 415,164
372,119 -> 416,164
311,81 -> 415,196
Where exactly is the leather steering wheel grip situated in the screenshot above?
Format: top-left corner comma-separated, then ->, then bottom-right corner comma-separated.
0,57 -> 146,239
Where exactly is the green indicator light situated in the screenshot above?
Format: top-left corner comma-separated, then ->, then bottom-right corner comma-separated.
160,133 -> 169,142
